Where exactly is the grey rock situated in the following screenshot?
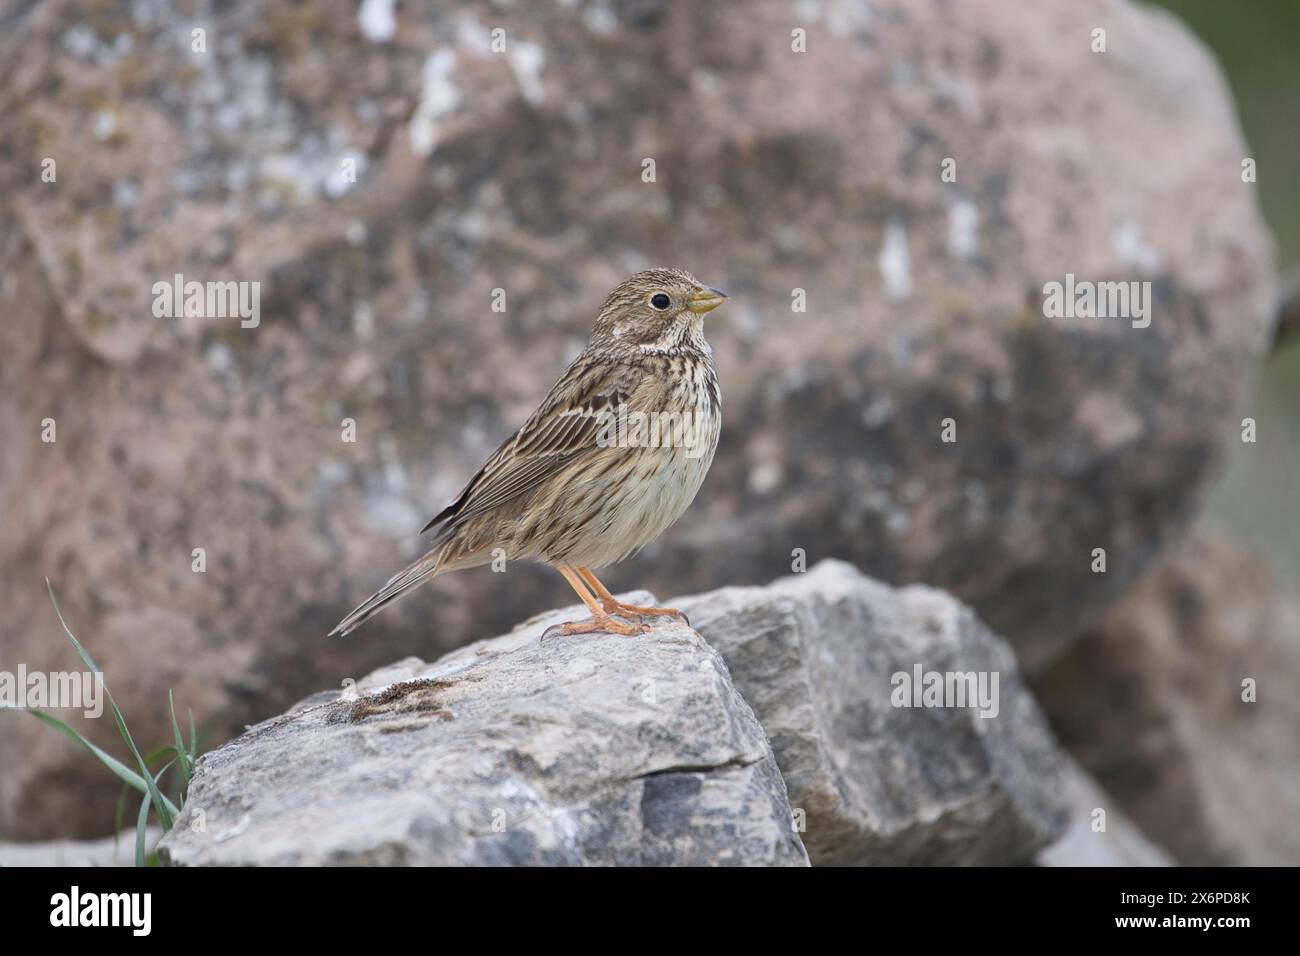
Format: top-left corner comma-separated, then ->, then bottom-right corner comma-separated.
1034,529 -> 1300,865
158,596 -> 808,866
1036,758 -> 1173,867
676,560 -> 1069,865
0,0 -> 1274,839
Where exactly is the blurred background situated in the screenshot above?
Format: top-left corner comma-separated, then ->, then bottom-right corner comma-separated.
1151,0 -> 1300,587
0,0 -> 1296,865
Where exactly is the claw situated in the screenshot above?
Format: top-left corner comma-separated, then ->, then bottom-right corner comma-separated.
605,604 -> 690,627
541,612 -> 645,641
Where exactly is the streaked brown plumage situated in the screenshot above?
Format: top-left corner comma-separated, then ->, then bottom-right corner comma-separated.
329,268 -> 726,638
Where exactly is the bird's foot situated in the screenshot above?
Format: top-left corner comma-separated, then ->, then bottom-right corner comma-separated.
541,611 -> 648,641
601,601 -> 690,627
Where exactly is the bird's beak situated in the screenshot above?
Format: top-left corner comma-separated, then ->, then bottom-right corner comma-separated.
687,287 -> 728,314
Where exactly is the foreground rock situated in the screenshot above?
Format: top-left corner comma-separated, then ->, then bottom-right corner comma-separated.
159,596 -> 808,866
161,562 -> 1076,866
0,0 -> 1274,839
1035,529 -> 1300,865
679,561 -> 1068,865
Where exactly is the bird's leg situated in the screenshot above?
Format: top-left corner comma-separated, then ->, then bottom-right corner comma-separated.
543,563 -> 646,638
578,567 -> 689,626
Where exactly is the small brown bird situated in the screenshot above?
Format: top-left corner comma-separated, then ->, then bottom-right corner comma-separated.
329,268 -> 726,639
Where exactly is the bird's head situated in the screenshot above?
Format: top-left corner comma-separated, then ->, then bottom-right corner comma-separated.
591,267 -> 727,353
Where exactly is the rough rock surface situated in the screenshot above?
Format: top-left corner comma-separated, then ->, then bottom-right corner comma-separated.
1034,529 -> 1300,866
158,562 -> 1078,866
0,0 -> 1275,838
677,561 -> 1068,865
158,596 -> 809,866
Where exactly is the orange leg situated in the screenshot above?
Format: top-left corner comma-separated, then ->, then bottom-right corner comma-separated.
578,567 -> 689,625
547,563 -> 645,637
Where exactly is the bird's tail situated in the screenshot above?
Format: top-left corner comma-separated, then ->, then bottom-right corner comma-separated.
328,546 -> 447,638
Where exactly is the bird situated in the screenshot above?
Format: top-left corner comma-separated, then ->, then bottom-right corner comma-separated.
329,267 -> 727,639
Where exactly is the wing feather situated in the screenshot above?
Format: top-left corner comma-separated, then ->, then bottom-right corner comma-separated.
419,356 -> 639,538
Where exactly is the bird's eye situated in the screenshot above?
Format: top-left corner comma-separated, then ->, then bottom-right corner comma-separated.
650,293 -> 671,310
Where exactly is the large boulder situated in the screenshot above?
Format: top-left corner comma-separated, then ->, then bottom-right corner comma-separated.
159,597 -> 809,866
1034,529 -> 1300,865
0,0 -> 1274,838
679,561 -> 1068,865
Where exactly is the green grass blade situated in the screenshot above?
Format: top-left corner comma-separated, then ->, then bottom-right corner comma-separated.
45,580 -> 177,828
135,789 -> 150,868
20,708 -> 148,794
169,690 -> 191,782
43,580 -> 106,675
135,761 -> 175,868
144,744 -> 177,765
187,708 -> 198,764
